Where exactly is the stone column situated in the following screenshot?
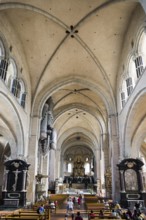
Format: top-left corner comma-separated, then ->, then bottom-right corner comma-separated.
27,115 -> 40,203
138,170 -> 144,192
2,170 -> 9,191
119,170 -> 125,192
21,170 -> 27,192
55,149 -> 61,178
102,134 -> 110,171
49,149 -> 56,189
94,149 -> 101,194
95,149 -> 101,179
108,113 -> 120,201
42,154 -> 49,196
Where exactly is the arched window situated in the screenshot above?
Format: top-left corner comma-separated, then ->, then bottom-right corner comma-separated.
6,59 -> 17,90
126,77 -> 133,96
11,78 -> 21,98
134,55 -> 144,78
0,39 -> 5,58
134,30 -> 146,79
120,77 -> 127,108
128,57 -> 137,87
120,92 -> 126,108
68,163 -> 72,173
84,162 -> 90,174
138,31 -> 146,65
21,92 -> 27,108
19,80 -> 26,108
0,39 -> 8,81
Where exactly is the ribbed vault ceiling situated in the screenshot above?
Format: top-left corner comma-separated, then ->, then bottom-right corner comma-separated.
0,0 -> 140,152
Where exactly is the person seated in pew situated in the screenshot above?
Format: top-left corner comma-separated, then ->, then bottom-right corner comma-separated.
37,204 -> 45,220
89,210 -> 95,219
50,201 -> 56,212
75,211 -> 83,220
99,209 -> 104,219
104,201 -> 110,210
110,209 -> 120,219
125,209 -> 133,219
114,202 -> 122,215
37,204 -> 45,214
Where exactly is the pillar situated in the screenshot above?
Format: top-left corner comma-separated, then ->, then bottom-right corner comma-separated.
42,154 -> 49,196
138,170 -> 145,192
49,149 -> 56,189
56,149 -> 61,178
94,149 -> 101,194
27,115 -> 40,203
21,170 -> 27,192
108,114 -> 120,201
2,170 -> 9,191
119,170 -> 125,192
102,134 -> 110,171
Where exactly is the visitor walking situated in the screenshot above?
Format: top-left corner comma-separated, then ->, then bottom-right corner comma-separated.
67,198 -> 74,214
77,197 -> 81,209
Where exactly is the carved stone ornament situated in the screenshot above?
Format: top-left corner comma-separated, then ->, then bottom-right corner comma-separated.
11,162 -> 20,168
35,174 -> 49,183
125,161 -> 136,168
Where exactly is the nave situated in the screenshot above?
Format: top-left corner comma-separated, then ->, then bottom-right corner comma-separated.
0,194 -> 146,220
51,195 -> 88,220
1,0 -> 146,207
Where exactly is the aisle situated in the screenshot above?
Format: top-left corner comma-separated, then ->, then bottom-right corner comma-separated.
51,196 -> 88,220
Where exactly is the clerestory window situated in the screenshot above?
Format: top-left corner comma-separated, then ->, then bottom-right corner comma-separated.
0,40 -> 8,81
11,78 -> 21,98
134,56 -> 144,78
126,77 -> 133,96
121,92 -> 126,108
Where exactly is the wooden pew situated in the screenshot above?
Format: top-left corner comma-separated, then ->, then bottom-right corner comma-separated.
0,216 -> 40,220
86,203 -> 105,211
17,208 -> 50,220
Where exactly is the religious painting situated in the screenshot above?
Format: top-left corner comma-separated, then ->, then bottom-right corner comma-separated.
124,169 -> 138,191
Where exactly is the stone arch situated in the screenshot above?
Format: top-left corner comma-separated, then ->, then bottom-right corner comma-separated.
0,91 -> 25,156
55,127 -> 99,178
32,76 -> 115,118
57,127 -> 99,152
124,88 -> 146,157
131,118 -> 146,157
54,103 -> 106,135
0,125 -> 16,157
0,31 -> 10,59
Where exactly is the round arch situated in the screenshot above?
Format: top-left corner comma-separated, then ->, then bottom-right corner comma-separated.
32,76 -> 115,119
124,88 -> 146,157
57,127 -> 99,152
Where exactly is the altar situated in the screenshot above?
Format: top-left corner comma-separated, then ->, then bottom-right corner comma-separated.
63,154 -> 95,190
73,159 -> 85,177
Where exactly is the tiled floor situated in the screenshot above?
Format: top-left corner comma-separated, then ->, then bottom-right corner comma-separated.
51,197 -> 88,220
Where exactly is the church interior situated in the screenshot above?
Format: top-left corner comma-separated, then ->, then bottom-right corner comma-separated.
1,0 -> 146,210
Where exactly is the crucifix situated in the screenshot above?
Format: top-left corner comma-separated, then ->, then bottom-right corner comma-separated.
12,169 -> 21,191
